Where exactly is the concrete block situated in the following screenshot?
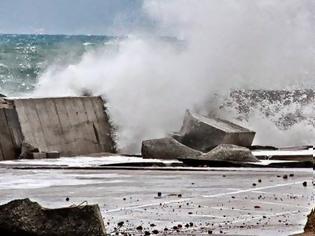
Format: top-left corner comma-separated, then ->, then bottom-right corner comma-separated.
0,96 -> 116,160
142,137 -> 202,160
32,152 -> 47,159
177,110 -> 255,152
46,151 -> 60,159
200,144 -> 258,162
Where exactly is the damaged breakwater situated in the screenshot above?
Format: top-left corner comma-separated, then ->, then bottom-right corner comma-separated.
141,109 -> 313,168
0,96 -> 116,160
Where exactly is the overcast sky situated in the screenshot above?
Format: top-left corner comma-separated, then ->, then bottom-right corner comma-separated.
0,0 -> 151,35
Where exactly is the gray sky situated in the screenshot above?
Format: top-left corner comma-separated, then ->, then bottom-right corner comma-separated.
0,0 -> 151,35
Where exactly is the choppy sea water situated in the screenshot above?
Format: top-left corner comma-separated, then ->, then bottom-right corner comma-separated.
0,34 -> 314,148
0,34 -> 114,96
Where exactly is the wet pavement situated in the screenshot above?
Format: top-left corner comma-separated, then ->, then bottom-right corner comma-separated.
0,166 -> 313,235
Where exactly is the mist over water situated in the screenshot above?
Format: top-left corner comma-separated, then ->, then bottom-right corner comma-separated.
32,0 -> 315,152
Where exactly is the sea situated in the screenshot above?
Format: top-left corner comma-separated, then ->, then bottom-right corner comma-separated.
0,34 -> 314,148
0,34 -> 114,96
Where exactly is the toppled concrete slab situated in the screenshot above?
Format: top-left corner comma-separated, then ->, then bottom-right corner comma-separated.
0,96 -> 116,160
0,198 -> 106,236
142,137 -> 202,160
176,110 -> 255,152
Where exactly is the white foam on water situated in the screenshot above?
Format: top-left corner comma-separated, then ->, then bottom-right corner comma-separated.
31,1 -> 315,152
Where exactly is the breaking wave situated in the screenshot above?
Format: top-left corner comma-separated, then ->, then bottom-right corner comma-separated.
15,1 -> 315,151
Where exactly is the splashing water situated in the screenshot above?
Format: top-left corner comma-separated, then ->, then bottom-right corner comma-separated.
29,0 -> 315,152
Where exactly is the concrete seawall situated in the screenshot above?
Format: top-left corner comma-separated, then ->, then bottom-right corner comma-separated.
0,96 -> 116,160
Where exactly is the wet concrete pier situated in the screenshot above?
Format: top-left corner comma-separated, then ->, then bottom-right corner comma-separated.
0,163 -> 313,235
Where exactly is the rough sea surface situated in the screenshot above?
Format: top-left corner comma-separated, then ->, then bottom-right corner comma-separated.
0,34 -> 314,148
0,34 -> 113,96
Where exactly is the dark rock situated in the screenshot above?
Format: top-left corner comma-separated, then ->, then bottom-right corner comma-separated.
0,198 -> 106,236
19,142 -> 39,159
304,208 -> 315,233
141,137 -> 202,160
0,93 -> 6,97
303,181 -> 307,187
176,110 -> 255,152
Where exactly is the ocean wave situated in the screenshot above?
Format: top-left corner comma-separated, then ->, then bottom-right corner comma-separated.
0,34 -> 114,96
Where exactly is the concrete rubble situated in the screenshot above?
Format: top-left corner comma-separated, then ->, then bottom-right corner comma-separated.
0,96 -> 116,160
140,110 -> 313,168
142,137 -> 202,160
191,144 -> 258,162
204,144 -> 258,161
178,144 -> 261,167
142,110 -> 258,165
175,110 -> 255,152
19,142 -> 39,159
0,198 -> 107,236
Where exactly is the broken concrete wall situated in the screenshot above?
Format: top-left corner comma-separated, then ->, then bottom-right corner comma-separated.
0,109 -> 17,160
0,96 -> 116,160
13,96 -> 116,156
0,99 -> 22,160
